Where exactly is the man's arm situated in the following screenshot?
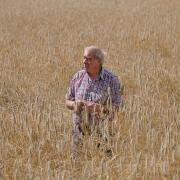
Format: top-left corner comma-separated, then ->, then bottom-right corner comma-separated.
84,102 -> 118,115
110,76 -> 122,106
66,99 -> 75,110
103,76 -> 122,114
66,99 -> 84,113
66,99 -> 107,114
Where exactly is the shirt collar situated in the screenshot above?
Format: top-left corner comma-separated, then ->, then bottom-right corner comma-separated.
85,67 -> 105,81
99,67 -> 105,80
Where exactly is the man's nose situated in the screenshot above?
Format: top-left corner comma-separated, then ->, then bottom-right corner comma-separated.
83,58 -> 88,64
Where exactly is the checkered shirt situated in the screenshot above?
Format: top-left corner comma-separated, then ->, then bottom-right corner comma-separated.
66,67 -> 122,125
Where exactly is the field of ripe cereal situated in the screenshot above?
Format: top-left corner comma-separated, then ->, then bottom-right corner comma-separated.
0,0 -> 179,179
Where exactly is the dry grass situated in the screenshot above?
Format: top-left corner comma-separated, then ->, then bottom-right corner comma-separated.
0,0 -> 179,179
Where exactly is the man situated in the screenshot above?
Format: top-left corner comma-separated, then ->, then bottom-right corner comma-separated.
65,45 -> 122,156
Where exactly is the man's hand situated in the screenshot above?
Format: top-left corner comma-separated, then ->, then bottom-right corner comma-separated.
66,100 -> 84,112
74,101 -> 84,113
85,102 -> 119,115
66,100 -> 119,114
85,102 -> 101,114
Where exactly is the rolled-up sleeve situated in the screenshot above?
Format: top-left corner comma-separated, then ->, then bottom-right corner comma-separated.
110,76 -> 122,106
65,76 -> 76,101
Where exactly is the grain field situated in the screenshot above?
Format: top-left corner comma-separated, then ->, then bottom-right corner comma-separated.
0,0 -> 179,179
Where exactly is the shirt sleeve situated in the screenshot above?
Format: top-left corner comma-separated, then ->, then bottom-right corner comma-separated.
110,76 -> 122,106
65,75 -> 76,101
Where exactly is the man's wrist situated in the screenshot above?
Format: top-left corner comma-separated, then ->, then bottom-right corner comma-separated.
71,101 -> 75,110
73,101 -> 84,113
66,100 -> 75,111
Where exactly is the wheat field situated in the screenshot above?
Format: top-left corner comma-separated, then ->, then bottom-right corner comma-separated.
0,0 -> 179,179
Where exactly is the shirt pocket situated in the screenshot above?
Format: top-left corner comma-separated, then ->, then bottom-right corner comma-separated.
75,87 -> 85,100
94,89 -> 109,104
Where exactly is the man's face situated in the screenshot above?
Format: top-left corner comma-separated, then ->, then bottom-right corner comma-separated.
83,50 -> 101,74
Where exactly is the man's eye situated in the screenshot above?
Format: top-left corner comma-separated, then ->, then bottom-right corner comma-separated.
84,56 -> 93,61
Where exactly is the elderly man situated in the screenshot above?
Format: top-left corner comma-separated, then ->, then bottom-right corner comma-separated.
65,46 -> 122,156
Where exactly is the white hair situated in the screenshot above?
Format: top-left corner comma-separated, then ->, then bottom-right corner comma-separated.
84,45 -> 106,64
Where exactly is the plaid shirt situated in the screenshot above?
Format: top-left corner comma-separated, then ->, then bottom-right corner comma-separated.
66,67 -> 121,125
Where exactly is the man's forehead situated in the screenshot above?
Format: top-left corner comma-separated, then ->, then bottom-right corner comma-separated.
84,49 -> 93,56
